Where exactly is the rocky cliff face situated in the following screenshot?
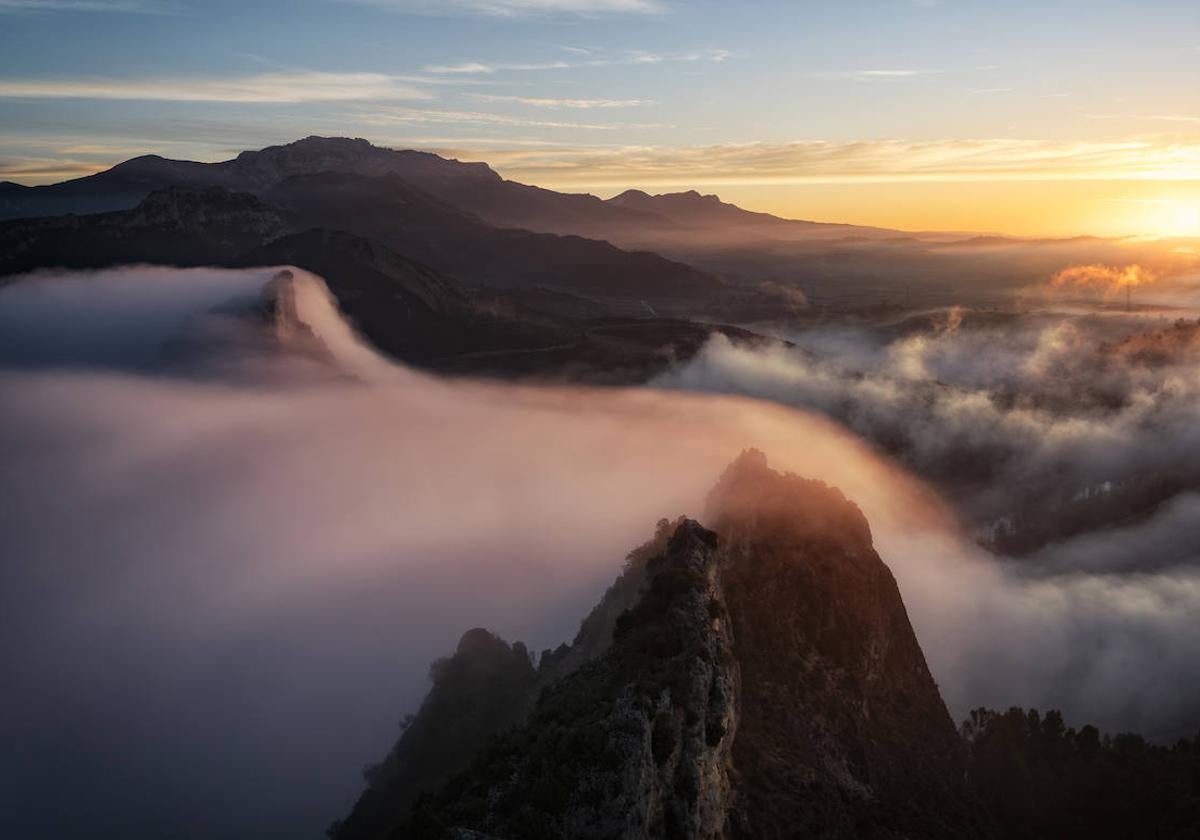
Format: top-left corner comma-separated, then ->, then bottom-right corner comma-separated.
334,452 -> 985,840
704,451 -> 977,838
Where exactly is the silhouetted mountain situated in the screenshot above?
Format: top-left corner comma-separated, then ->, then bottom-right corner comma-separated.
0,137 -> 498,220
405,172 -> 670,237
0,137 -> 907,248
334,452 -> 985,839
607,188 -> 858,233
4,138 -> 755,314
597,190 -> 927,253
7,136 -> 971,314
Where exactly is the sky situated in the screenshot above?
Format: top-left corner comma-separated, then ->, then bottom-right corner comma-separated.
1,0 -> 1199,236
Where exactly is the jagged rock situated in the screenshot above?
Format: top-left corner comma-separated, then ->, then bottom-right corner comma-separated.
705,450 -> 978,838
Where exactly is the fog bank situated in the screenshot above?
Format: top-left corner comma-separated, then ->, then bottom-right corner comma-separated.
2,267 -> 1198,839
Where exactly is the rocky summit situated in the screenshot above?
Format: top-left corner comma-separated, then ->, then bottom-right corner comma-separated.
332,451 -> 984,840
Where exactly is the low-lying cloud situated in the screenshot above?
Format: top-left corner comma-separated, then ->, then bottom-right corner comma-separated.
1051,262 -> 1158,297
2,267 -> 1199,838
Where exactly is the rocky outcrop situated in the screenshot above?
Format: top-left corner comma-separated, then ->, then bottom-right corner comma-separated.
124,185 -> 288,240
400,520 -> 739,840
706,450 -> 977,838
335,452 -> 987,839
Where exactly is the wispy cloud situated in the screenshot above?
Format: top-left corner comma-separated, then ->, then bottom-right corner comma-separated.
421,60 -> 571,74
347,0 -> 663,16
431,138 -> 1200,188
0,155 -> 108,180
422,48 -> 730,75
468,93 -> 653,108
0,72 -> 432,102
621,48 -> 732,65
1102,113 -> 1200,125
422,62 -> 497,75
972,87 -> 1013,95
840,68 -> 942,80
0,0 -> 161,12
358,106 -> 626,131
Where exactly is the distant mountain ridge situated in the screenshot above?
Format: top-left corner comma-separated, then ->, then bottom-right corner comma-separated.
0,136 -> 907,245
0,137 -> 498,219
0,183 -> 774,381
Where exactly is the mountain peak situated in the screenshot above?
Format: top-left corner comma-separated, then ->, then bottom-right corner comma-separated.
335,452 -> 981,839
611,188 -> 652,202
235,135 -> 374,160
229,136 -> 502,186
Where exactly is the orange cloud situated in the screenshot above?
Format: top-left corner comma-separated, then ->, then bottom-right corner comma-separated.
1050,264 -> 1158,297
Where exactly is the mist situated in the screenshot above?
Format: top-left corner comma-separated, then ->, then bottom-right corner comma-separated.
2,266 -> 1198,839
654,304 -> 1200,732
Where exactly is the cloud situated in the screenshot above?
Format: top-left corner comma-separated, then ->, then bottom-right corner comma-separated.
347,0 -> 663,16
0,72 -> 432,103
653,308 -> 1200,559
422,60 -> 574,74
0,264 -> 952,839
599,47 -> 732,66
5,266 -> 1200,840
1088,112 -> 1200,125
0,0 -> 161,12
652,306 -> 1200,735
421,48 -> 730,75
468,93 -> 653,108
0,155 -> 108,180
422,62 -> 497,75
358,105 -> 634,130
1051,263 -> 1158,296
845,68 -> 942,78
443,138 -> 1200,189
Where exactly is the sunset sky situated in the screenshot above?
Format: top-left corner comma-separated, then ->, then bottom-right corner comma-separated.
2,0 -> 1199,236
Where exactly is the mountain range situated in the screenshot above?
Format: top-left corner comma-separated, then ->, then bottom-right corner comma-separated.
2,137 -> 801,381
7,136 -> 1176,327
0,135 -> 897,246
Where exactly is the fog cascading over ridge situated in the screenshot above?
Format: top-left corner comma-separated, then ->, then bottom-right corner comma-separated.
2,266 -> 1198,840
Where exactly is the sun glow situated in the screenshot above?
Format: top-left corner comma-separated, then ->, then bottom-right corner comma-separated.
1170,204 -> 1200,237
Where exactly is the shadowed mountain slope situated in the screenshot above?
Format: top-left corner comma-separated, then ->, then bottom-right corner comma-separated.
262,171 -> 717,304
0,186 -> 769,381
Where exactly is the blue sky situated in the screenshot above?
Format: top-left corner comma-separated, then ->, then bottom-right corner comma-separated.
2,0 -> 1199,233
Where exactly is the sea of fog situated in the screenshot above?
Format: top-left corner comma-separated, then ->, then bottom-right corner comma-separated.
2,266 -> 1198,839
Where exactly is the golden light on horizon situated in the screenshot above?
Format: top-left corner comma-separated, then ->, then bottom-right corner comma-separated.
1169,204 -> 1200,237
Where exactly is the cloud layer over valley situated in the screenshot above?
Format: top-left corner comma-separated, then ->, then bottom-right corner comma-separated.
3,266 -> 1200,838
